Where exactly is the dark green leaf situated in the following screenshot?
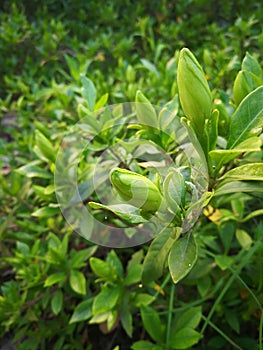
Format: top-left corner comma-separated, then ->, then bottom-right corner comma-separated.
169,328 -> 202,349
140,305 -> 165,343
142,228 -> 175,284
51,290 -> 63,315
168,233 -> 198,284
69,299 -> 93,324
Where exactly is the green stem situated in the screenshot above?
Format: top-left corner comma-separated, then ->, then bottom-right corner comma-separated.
165,283 -> 175,350
201,241 -> 261,335
202,315 -> 243,350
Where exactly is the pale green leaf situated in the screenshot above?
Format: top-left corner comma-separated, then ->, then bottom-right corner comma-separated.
69,270 -> 86,295
227,86 -> 263,148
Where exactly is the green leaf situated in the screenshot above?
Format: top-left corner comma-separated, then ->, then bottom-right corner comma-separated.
242,52 -> 262,78
174,307 -> 202,332
51,290 -> 63,315
44,273 -> 66,287
106,250 -> 123,278
133,293 -> 154,307
92,285 -> 120,315
219,163 -> 263,182
131,341 -> 163,350
168,233 -> 197,284
142,228 -> 175,284
169,328 -> 202,349
88,202 -> 147,225
135,90 -> 158,127
35,130 -> 56,163
215,181 -> 263,196
70,246 -> 97,269
16,161 -> 53,179
32,206 -> 59,218
209,136 -> 262,168
236,229 -> 253,250
131,341 -> 162,350
120,306 -> 133,337
124,264 -> 142,285
140,58 -> 159,76
89,257 -> 112,280
69,299 -> 93,324
227,86 -> 263,149
81,75 -> 97,111
225,308 -> 240,334
205,108 -> 218,152
140,305 -> 164,343
215,255 -> 234,270
69,270 -> 86,295
163,168 -> 185,213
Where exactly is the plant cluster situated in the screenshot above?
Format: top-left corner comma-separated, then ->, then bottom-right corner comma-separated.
0,1 -> 263,349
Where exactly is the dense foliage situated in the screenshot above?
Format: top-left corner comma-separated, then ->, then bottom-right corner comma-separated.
0,1 -> 262,349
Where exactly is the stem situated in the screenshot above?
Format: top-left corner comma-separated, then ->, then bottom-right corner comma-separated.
165,283 -> 175,350
201,316 -> 243,350
201,241 -> 261,335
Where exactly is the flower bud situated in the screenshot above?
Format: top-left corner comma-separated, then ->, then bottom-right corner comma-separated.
110,168 -> 162,212
177,48 -> 212,132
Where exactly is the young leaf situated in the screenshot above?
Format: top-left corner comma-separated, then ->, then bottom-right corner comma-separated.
81,75 -> 97,111
44,273 -> 66,287
135,90 -> 158,127
168,233 -> 197,284
236,229 -> 253,250
92,285 -> 120,315
69,270 -> 86,295
89,257 -> 112,280
35,130 -> 56,163
88,202 -> 147,225
163,168 -> 186,214
227,86 -> 263,149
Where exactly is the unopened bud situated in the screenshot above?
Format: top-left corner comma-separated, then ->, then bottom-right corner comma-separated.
110,168 -> 162,212
177,48 -> 212,132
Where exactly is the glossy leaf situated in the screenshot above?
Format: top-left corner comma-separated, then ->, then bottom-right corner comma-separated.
227,86 -> 263,149
135,90 -> 158,127
219,163 -> 263,182
88,202 -> 147,225
142,228 -> 175,284
69,270 -> 86,295
215,181 -> 263,196
168,233 -> 197,284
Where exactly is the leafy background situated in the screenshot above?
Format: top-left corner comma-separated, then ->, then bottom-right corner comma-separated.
0,1 -> 262,349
